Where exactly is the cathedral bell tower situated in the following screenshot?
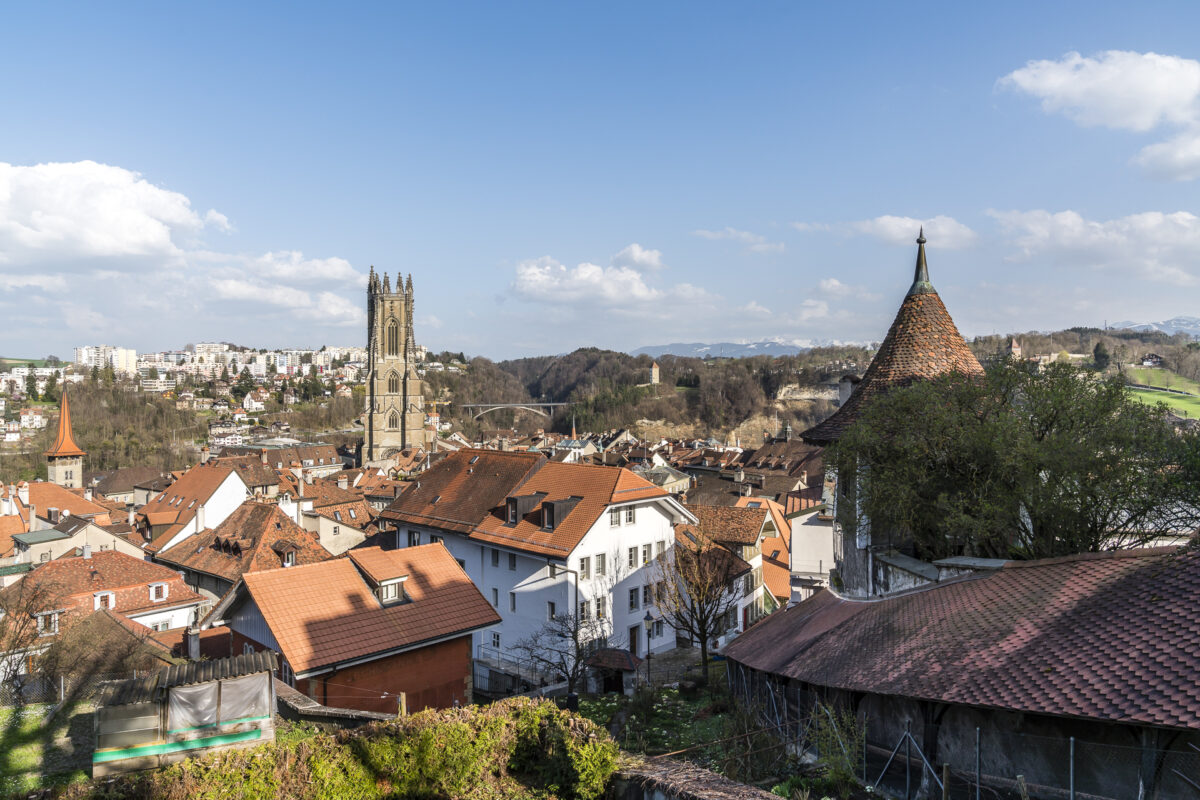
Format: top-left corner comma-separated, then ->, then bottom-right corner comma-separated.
365,269 -> 426,463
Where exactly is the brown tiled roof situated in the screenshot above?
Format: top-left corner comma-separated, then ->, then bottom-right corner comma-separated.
685,504 -> 769,546
803,237 -> 983,445
139,463 -> 247,552
735,497 -> 790,601
18,482 -> 112,525
471,461 -> 666,557
207,456 -> 280,490
156,502 -> 332,584
725,547 -> 1200,730
44,388 -> 86,458
782,485 -> 824,516
92,466 -> 165,497
1,550 -> 203,618
380,449 -> 545,535
381,449 -> 669,557
313,500 -> 373,529
585,646 -> 642,671
242,544 -> 500,674
736,441 -> 824,482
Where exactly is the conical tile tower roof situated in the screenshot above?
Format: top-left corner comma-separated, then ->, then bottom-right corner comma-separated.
802,230 -> 983,445
45,386 -> 87,458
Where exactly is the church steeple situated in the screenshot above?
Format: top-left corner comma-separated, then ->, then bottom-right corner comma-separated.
907,227 -> 934,296
45,387 -> 86,489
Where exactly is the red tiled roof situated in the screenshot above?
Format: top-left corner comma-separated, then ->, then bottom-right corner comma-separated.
585,647 -> 642,671
157,502 -> 332,584
139,463 -> 247,552
735,497 -> 790,601
725,548 -> 1200,730
20,482 -> 111,524
803,238 -> 983,445
1,550 -> 203,618
242,544 -> 500,674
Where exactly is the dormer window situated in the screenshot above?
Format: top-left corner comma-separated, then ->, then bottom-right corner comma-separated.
93,592 -> 115,611
507,499 -> 518,524
149,583 -> 168,602
542,505 -> 554,530
377,576 -> 408,605
283,551 -> 295,567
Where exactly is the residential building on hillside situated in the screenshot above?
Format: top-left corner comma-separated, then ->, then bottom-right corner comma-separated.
0,549 -> 205,636
377,449 -> 696,684
156,502 -> 332,602
683,504 -> 779,640
136,463 -> 251,555
205,544 -> 499,714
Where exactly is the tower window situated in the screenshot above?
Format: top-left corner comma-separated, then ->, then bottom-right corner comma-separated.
387,372 -> 399,394
386,320 -> 399,356
388,411 -> 399,429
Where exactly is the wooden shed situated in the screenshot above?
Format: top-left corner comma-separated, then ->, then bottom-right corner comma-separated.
92,651 -> 277,777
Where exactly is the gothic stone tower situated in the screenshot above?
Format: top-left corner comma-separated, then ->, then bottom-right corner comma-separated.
366,269 -> 426,463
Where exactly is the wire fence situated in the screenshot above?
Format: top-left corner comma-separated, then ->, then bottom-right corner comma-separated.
0,672 -> 141,708
728,660 -> 1200,800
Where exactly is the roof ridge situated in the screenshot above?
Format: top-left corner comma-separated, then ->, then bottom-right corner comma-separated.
1000,546 -> 1180,569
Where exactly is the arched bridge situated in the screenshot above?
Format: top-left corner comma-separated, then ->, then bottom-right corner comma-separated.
458,402 -> 570,420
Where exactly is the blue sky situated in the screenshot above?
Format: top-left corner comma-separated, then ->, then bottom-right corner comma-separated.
3,1 -> 1200,359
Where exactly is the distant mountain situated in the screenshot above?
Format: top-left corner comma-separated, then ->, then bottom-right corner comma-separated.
1111,316 -> 1200,338
630,338 -> 864,359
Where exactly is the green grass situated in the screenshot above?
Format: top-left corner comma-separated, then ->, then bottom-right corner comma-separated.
0,704 -> 91,795
0,358 -> 48,368
1127,367 -> 1200,395
1130,389 -> 1200,418
578,685 -> 728,765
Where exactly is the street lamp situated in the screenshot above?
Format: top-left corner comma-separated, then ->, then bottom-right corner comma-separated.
643,611 -> 654,687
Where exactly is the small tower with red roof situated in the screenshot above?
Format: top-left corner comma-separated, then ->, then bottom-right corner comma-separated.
45,387 -> 86,489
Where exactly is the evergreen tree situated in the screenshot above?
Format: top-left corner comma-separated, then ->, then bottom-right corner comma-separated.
1093,341 -> 1111,371
24,374 -> 38,401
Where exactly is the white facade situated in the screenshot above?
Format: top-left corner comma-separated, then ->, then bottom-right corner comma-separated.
396,498 -> 688,667
789,508 -> 835,603
127,598 -> 203,632
150,471 -> 251,554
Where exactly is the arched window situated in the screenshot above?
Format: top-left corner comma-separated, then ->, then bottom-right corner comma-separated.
387,371 -> 399,394
386,320 -> 399,356
388,411 -> 400,430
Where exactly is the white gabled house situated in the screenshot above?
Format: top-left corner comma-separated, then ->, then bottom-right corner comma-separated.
377,449 -> 696,683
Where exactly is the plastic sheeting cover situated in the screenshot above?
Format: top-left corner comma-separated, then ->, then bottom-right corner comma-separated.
168,682 -> 218,732
218,673 -> 270,723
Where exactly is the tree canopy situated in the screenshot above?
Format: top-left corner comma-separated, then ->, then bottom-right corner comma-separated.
830,361 -> 1200,561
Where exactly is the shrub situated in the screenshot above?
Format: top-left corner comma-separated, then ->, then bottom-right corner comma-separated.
59,698 -> 617,800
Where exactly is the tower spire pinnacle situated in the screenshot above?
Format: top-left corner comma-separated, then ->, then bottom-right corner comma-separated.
45,386 -> 86,459
907,226 -> 934,296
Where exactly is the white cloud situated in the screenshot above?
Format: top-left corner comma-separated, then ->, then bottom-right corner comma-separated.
611,243 -> 665,271
737,301 -> 772,316
0,160 -> 369,348
849,215 -> 977,249
692,227 -> 784,254
790,222 -> 831,233
818,278 -> 852,296
990,208 -> 1200,286
0,160 -> 224,264
999,50 -> 1200,180
782,299 -> 830,325
511,255 -> 715,313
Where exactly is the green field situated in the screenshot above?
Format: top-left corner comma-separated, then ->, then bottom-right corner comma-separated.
1127,367 -> 1200,395
1130,389 -> 1200,418
0,358 -> 48,368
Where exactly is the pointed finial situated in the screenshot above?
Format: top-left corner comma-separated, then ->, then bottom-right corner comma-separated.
907,226 -> 934,296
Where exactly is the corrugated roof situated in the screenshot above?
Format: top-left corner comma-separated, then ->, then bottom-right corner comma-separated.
101,651 -> 277,706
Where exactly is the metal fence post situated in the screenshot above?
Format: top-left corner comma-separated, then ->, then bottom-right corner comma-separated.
1069,736 -> 1075,800
975,726 -> 981,800
906,719 -> 912,800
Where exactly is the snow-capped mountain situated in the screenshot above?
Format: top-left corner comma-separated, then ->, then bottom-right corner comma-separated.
630,337 -> 867,359
1111,316 -> 1200,338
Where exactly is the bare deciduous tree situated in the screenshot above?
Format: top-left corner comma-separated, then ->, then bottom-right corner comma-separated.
652,531 -> 748,683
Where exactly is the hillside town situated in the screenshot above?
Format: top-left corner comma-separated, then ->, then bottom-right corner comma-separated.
1,235 -> 1198,799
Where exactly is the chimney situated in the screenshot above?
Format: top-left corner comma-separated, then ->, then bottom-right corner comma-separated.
29,504 -> 37,529
127,505 -> 135,526
17,483 -> 29,505
48,507 -> 59,524
337,475 -> 348,490
293,498 -> 302,526
82,544 -> 92,559
200,446 -> 211,464
305,473 -> 313,485
185,626 -> 200,661
84,487 -> 93,501
735,469 -> 745,483
196,503 -> 206,530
